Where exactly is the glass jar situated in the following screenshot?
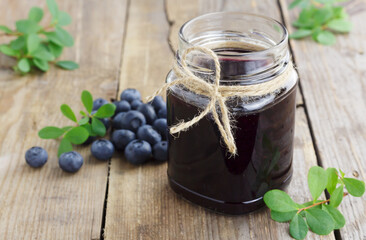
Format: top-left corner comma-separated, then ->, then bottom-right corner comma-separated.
166,12 -> 298,214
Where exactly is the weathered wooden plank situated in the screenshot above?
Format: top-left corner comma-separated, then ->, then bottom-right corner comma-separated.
104,0 -> 331,239
279,0 -> 366,239
0,0 -> 127,239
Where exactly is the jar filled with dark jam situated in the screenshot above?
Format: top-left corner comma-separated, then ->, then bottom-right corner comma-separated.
166,12 -> 298,214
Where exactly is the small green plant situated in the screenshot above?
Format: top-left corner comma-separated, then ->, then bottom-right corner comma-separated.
289,0 -> 352,45
38,90 -> 115,157
0,0 -> 78,74
264,166 -> 365,239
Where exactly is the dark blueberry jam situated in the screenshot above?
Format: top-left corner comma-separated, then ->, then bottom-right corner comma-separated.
167,48 -> 297,214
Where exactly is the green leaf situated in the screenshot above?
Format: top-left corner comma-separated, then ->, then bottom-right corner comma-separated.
333,6 -> 348,19
300,200 -> 323,215
327,19 -> 352,33
326,168 -> 338,194
81,90 -> 93,114
339,169 -> 345,178
62,126 -> 73,132
43,28 -> 74,47
64,126 -> 89,144
315,31 -> 336,45
298,200 -> 322,217
305,208 -> 334,235
28,7 -> 44,22
292,20 -> 310,28
343,178 -> 365,197
18,58 -> 30,73
32,47 -> 55,61
43,32 -> 63,46
80,110 -> 88,117
47,0 -> 59,19
290,29 -> 313,39
329,186 -> 344,207
289,214 -> 308,240
271,210 -> 297,222
263,189 -> 299,212
314,7 -> 334,25
0,25 -> 12,34
48,42 -> 63,58
33,58 -> 49,72
92,117 -> 106,137
38,126 -> 64,139
308,166 -> 328,202
27,34 -> 41,54
10,36 -> 26,50
55,27 -> 74,47
58,11 -> 72,26
323,205 -> 346,230
82,123 -> 96,137
289,0 -> 304,9
58,138 -> 72,157
293,8 -> 316,28
56,61 -> 79,70
15,19 -> 41,34
94,103 -> 116,118
0,45 -> 19,57
78,116 -> 89,125
60,104 -> 77,122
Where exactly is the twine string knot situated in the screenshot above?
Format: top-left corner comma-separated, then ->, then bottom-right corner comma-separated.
147,46 -> 293,156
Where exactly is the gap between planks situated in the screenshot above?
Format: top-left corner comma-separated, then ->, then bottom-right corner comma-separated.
100,0 -> 133,239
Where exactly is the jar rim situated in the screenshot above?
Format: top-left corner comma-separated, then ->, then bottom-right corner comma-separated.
178,12 -> 288,57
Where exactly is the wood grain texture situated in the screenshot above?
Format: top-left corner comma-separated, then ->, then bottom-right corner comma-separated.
104,0 -> 331,239
0,0 -> 127,239
279,0 -> 366,239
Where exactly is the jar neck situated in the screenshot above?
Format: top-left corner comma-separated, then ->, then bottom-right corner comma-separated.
177,12 -> 290,85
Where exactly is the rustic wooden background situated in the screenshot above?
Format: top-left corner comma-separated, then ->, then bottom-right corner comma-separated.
0,0 -> 365,239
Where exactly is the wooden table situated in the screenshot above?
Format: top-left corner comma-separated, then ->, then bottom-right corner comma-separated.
0,0 -> 365,239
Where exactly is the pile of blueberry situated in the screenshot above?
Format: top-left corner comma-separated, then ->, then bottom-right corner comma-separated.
25,88 -> 168,172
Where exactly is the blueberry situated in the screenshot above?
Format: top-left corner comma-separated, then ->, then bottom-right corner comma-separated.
59,151 -> 83,173
98,118 -> 110,130
137,125 -> 162,145
131,99 -> 143,110
91,110 -> 110,130
111,129 -> 136,150
25,146 -> 48,168
120,88 -> 141,103
137,104 -> 157,124
153,118 -> 168,140
112,112 -> 127,129
153,141 -> 168,162
91,139 -> 115,161
115,110 -> 146,132
93,98 -> 109,111
149,96 -> 166,112
113,100 -> 131,116
124,140 -> 152,165
157,108 -> 167,118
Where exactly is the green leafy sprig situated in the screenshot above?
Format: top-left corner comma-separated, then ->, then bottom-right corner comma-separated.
289,0 -> 352,45
38,90 -> 116,157
264,166 -> 365,239
0,0 -> 78,74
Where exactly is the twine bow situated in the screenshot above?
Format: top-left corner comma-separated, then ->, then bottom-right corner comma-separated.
147,46 -> 293,155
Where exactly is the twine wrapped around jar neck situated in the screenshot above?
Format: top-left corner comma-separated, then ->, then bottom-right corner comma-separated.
147,46 -> 294,155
